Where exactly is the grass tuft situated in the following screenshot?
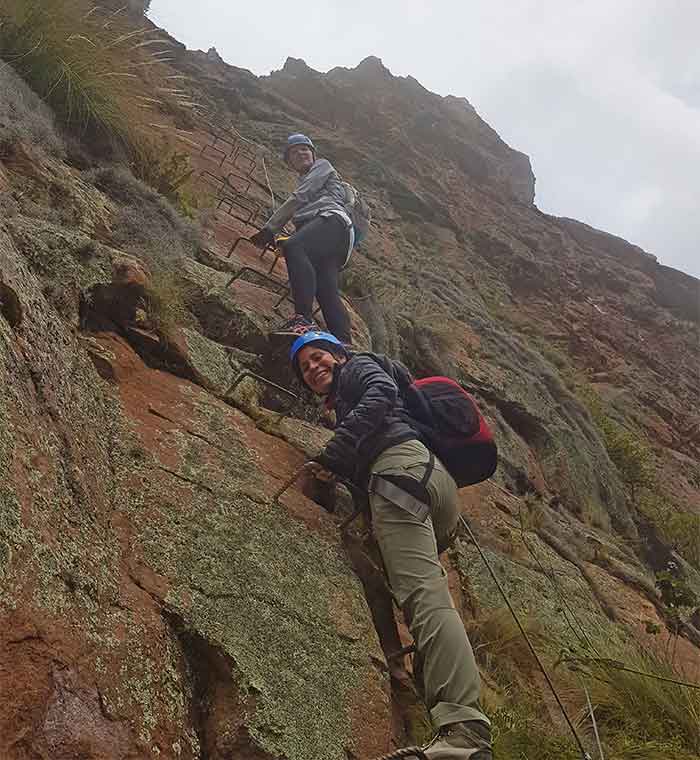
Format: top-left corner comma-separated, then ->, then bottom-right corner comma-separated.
0,0 -> 178,160
144,267 -> 193,336
0,63 -> 65,155
89,166 -> 201,266
572,644 -> 700,755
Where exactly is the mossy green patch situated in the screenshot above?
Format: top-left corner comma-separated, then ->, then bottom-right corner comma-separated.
181,326 -> 235,395
0,383 -> 25,593
138,485 -> 376,760
451,535 -> 624,655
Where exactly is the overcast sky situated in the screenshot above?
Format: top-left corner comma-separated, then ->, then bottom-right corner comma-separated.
150,0 -> 699,279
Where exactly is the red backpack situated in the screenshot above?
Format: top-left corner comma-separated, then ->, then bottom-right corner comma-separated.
402,376 -> 497,487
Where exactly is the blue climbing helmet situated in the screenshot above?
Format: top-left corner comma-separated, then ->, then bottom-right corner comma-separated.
283,133 -> 316,163
290,331 -> 346,379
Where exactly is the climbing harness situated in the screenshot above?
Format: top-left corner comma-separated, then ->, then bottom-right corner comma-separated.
368,452 -> 434,522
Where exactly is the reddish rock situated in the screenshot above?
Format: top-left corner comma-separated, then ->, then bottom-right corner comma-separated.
111,254 -> 150,288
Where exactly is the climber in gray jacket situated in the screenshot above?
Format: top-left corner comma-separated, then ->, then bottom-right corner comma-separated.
249,134 -> 353,343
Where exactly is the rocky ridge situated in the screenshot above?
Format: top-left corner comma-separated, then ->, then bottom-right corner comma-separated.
0,12 -> 698,760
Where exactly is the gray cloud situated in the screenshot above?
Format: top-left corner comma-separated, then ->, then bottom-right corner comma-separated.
150,0 -> 700,277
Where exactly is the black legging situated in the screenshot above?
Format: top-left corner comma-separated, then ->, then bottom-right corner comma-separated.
281,215 -> 352,342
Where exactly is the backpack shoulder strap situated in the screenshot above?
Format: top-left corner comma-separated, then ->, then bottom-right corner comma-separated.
353,352 -> 413,392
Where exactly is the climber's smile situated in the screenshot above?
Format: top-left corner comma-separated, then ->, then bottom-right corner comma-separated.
287,144 -> 314,174
297,346 -> 338,394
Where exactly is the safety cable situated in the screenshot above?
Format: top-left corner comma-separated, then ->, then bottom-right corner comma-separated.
261,155 -> 276,212
514,505 -> 700,692
458,515 -> 592,760
274,469 -> 590,755
565,655 -> 700,690
274,465 -> 699,757
517,504 -> 600,656
580,677 -> 605,760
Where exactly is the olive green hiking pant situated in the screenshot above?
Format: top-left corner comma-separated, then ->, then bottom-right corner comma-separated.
370,439 -> 489,729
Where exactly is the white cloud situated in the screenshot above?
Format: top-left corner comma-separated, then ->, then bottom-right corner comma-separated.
150,0 -> 700,277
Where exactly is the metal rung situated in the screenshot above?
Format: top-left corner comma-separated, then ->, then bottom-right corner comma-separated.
200,142 -> 228,165
225,369 -> 300,420
225,244 -> 321,319
226,234 -> 280,265
227,235 -> 250,259
267,251 -> 283,274
203,123 -> 237,149
231,152 -> 256,177
217,194 -> 256,224
198,169 -> 226,194
271,287 -> 322,319
226,369 -> 297,400
224,171 -> 252,195
226,266 -> 287,294
217,192 -> 259,220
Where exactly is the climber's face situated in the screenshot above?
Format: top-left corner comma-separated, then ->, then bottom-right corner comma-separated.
297,346 -> 339,394
287,144 -> 314,174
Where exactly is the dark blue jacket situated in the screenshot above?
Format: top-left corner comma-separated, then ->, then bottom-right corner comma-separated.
316,353 -> 419,484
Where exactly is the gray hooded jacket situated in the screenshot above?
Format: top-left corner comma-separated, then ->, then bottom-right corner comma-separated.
264,158 -> 352,234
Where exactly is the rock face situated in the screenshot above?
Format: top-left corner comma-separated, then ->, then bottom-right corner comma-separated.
0,224 -> 391,759
265,55 -> 535,206
1,13 -> 699,760
127,0 -> 150,14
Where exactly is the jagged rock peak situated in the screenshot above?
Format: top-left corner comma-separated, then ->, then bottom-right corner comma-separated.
325,56 -> 393,82
126,0 -> 150,14
206,46 -> 224,63
356,55 -> 392,76
282,56 -> 313,75
443,94 -> 477,114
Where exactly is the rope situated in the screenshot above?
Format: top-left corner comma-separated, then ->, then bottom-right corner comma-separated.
458,515 -> 592,760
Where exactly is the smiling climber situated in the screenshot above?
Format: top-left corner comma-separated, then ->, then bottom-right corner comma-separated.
249,134 -> 354,344
289,331 -> 493,760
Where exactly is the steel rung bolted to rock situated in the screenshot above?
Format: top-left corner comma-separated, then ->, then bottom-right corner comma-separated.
225,369 -> 300,423
226,369 -> 298,402
226,265 -> 287,294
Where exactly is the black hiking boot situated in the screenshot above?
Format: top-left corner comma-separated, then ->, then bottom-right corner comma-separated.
421,721 -> 492,759
370,721 -> 492,760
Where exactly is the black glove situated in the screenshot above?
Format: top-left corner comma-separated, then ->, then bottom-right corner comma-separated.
249,227 -> 275,249
301,470 -> 338,513
305,459 -> 336,483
